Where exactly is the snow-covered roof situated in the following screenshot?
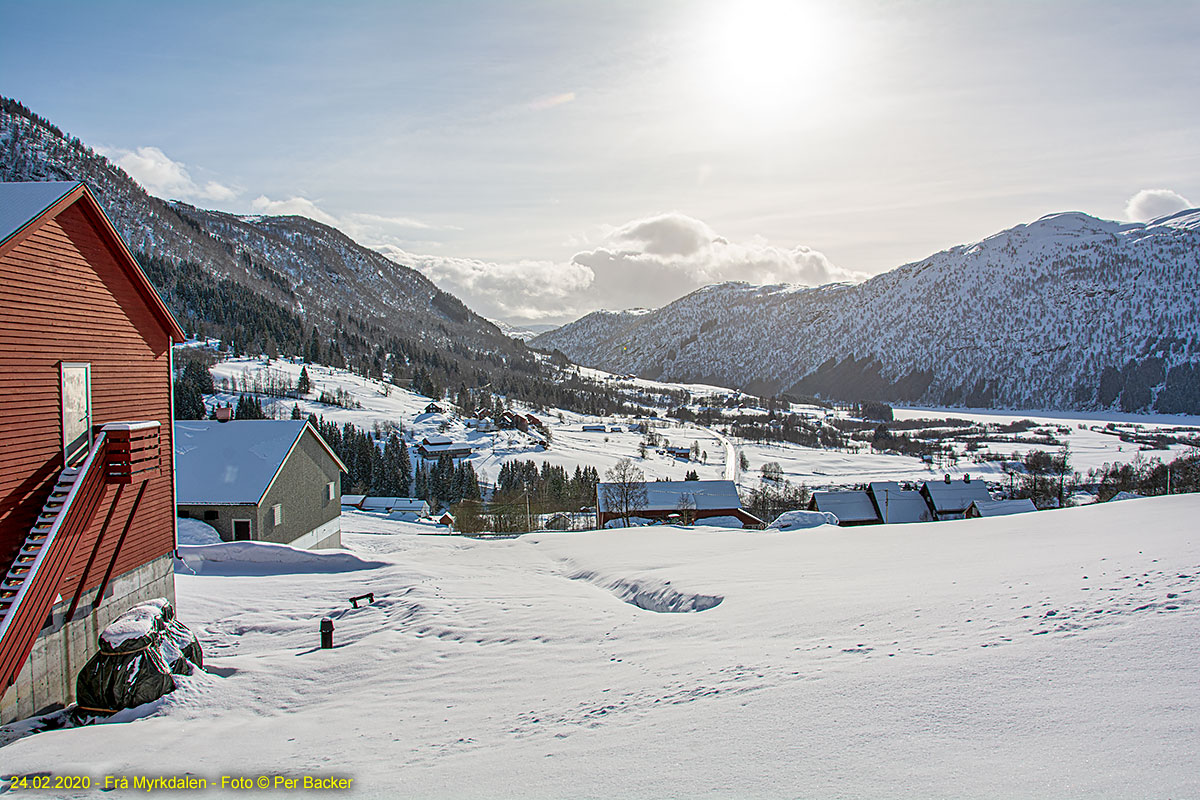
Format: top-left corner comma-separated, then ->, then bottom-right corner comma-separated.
869,483 -> 934,524
418,442 -> 473,455
359,497 -> 429,513
810,491 -> 880,524
922,479 -> 992,514
422,435 -> 452,446
968,499 -> 1037,517
341,494 -> 366,506
0,181 -> 77,246
175,420 -> 346,505
597,480 -> 743,513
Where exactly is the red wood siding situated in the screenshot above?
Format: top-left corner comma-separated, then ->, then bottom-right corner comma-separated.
0,200 -> 176,600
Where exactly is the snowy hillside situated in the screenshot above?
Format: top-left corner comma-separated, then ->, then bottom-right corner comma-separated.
532,210 -> 1200,414
208,357 -> 732,489
3,496 -> 1198,797
0,98 -> 532,371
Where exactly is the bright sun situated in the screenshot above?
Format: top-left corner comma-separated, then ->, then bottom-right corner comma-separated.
697,0 -> 849,117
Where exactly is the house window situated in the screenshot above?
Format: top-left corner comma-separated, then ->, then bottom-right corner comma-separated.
204,510 -> 218,521
272,504 -> 283,525
326,481 -> 336,502
178,510 -> 191,519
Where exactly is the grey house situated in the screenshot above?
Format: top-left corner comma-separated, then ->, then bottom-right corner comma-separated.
175,420 -> 347,549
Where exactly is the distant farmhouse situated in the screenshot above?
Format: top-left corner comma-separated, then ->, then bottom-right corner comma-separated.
809,490 -> 880,526
920,476 -> 992,520
416,434 -> 473,460
346,496 -> 430,520
0,181 -> 185,723
175,420 -> 347,549
596,480 -> 764,528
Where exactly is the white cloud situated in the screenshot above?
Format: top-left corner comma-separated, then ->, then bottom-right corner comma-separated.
1125,188 -> 1193,222
378,245 -> 595,322
249,197 -> 457,243
104,145 -> 238,203
379,212 -> 855,324
569,212 -> 859,311
250,195 -> 341,227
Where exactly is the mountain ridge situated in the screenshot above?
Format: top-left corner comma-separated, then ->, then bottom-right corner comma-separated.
532,207 -> 1200,413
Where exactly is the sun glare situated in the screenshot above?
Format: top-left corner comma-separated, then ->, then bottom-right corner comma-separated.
696,0 -> 849,120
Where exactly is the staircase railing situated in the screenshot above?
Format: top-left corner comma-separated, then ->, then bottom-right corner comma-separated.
0,432 -> 109,692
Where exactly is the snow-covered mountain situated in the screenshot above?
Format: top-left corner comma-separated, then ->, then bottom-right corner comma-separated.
0,98 -> 522,363
532,210 -> 1200,413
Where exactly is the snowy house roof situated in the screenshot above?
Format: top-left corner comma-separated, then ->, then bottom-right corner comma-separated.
175,420 -> 346,505
418,441 -> 473,456
422,434 -> 452,446
967,498 -> 1037,518
341,494 -> 366,507
358,497 -> 429,514
922,479 -> 992,514
868,483 -> 934,524
0,181 -> 78,245
810,491 -> 881,524
596,480 -> 743,514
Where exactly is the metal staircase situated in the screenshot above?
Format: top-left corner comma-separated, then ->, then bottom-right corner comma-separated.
0,467 -> 82,617
0,433 -> 109,692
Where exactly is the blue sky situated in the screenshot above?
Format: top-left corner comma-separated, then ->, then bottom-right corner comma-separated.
3,0 -> 1197,324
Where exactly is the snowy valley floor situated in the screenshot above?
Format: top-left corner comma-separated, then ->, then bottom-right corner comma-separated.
4,498 -> 1200,798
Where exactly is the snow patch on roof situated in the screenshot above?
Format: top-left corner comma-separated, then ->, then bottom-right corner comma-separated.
0,181 -> 78,246
174,420 -> 307,505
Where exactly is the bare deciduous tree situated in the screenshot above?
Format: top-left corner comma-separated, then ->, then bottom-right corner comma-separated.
602,458 -> 647,528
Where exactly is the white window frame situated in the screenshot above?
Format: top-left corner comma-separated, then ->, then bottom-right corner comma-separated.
60,362 -> 92,466
326,481 -> 336,502
271,503 -> 283,525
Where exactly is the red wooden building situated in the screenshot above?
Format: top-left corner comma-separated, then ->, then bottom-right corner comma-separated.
0,181 -> 185,722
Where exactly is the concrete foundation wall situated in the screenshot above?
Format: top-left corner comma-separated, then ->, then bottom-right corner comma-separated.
0,554 -> 176,724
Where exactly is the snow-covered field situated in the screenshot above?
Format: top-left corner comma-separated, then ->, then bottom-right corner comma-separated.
207,357 -> 1195,497
4,496 -> 1198,797
894,406 -> 1200,475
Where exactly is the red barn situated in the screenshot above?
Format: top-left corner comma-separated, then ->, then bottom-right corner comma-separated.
0,181 -> 185,722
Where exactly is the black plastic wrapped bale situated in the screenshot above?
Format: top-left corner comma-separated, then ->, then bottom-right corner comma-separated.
73,598 -> 204,720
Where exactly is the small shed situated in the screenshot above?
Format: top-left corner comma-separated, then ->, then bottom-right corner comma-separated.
175,420 -> 346,549
809,491 -> 881,526
965,498 -> 1037,518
